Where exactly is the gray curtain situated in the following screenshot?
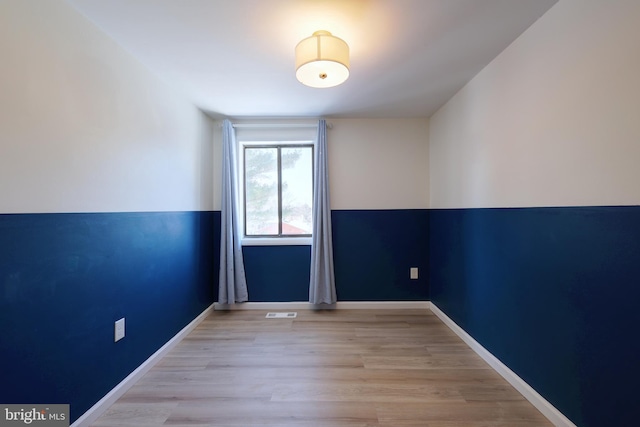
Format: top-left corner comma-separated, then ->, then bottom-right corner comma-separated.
218,119 -> 248,304
309,119 -> 337,304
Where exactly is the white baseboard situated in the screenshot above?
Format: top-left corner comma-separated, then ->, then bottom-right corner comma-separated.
429,303 -> 576,427
214,301 -> 431,310
71,304 -> 214,427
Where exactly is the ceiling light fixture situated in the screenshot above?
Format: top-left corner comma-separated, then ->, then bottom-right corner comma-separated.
295,30 -> 350,88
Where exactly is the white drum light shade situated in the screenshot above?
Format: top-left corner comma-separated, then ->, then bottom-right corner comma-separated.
295,31 -> 350,88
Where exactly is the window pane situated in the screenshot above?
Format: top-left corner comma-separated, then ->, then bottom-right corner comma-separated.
245,148 -> 278,235
281,147 -> 313,235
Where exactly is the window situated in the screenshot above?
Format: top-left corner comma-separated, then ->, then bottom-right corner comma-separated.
243,144 -> 314,237
235,123 -> 317,245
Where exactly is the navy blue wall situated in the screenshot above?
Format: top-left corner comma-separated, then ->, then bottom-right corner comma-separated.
0,211 -> 216,422
243,245 -> 311,302
429,206 -> 640,427
332,210 -> 429,301
232,210 -> 429,302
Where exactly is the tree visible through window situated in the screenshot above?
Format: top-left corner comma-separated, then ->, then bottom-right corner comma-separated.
244,144 -> 313,237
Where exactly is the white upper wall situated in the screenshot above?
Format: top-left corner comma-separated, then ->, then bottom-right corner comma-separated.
429,0 -> 640,209
329,118 -> 429,210
212,118 -> 429,211
0,0 -> 213,213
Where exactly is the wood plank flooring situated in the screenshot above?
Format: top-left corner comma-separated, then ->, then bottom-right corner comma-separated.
92,309 -> 552,427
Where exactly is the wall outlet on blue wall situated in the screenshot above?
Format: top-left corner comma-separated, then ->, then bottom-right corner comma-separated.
410,267 -> 419,279
114,318 -> 125,342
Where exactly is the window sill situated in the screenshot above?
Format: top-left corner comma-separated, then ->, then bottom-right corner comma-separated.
241,237 -> 312,246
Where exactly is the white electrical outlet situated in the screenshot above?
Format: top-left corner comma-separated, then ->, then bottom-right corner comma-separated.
410,267 -> 419,279
114,318 -> 125,342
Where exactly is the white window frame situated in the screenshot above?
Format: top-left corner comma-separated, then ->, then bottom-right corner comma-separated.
235,124 -> 317,247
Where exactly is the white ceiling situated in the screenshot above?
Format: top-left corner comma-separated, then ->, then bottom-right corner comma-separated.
67,0 -> 557,119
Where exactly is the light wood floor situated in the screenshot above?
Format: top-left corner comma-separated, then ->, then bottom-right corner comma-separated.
92,309 -> 552,427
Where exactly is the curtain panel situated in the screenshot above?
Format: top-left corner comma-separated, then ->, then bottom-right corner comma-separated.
218,119 -> 248,304
309,119 -> 337,304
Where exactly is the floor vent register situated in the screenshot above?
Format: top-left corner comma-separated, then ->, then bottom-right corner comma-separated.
265,312 -> 298,319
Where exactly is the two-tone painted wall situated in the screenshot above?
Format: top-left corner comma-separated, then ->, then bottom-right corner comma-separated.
212,118 -> 430,302
0,1 -> 215,422
428,1 -> 640,425
329,119 -> 429,301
